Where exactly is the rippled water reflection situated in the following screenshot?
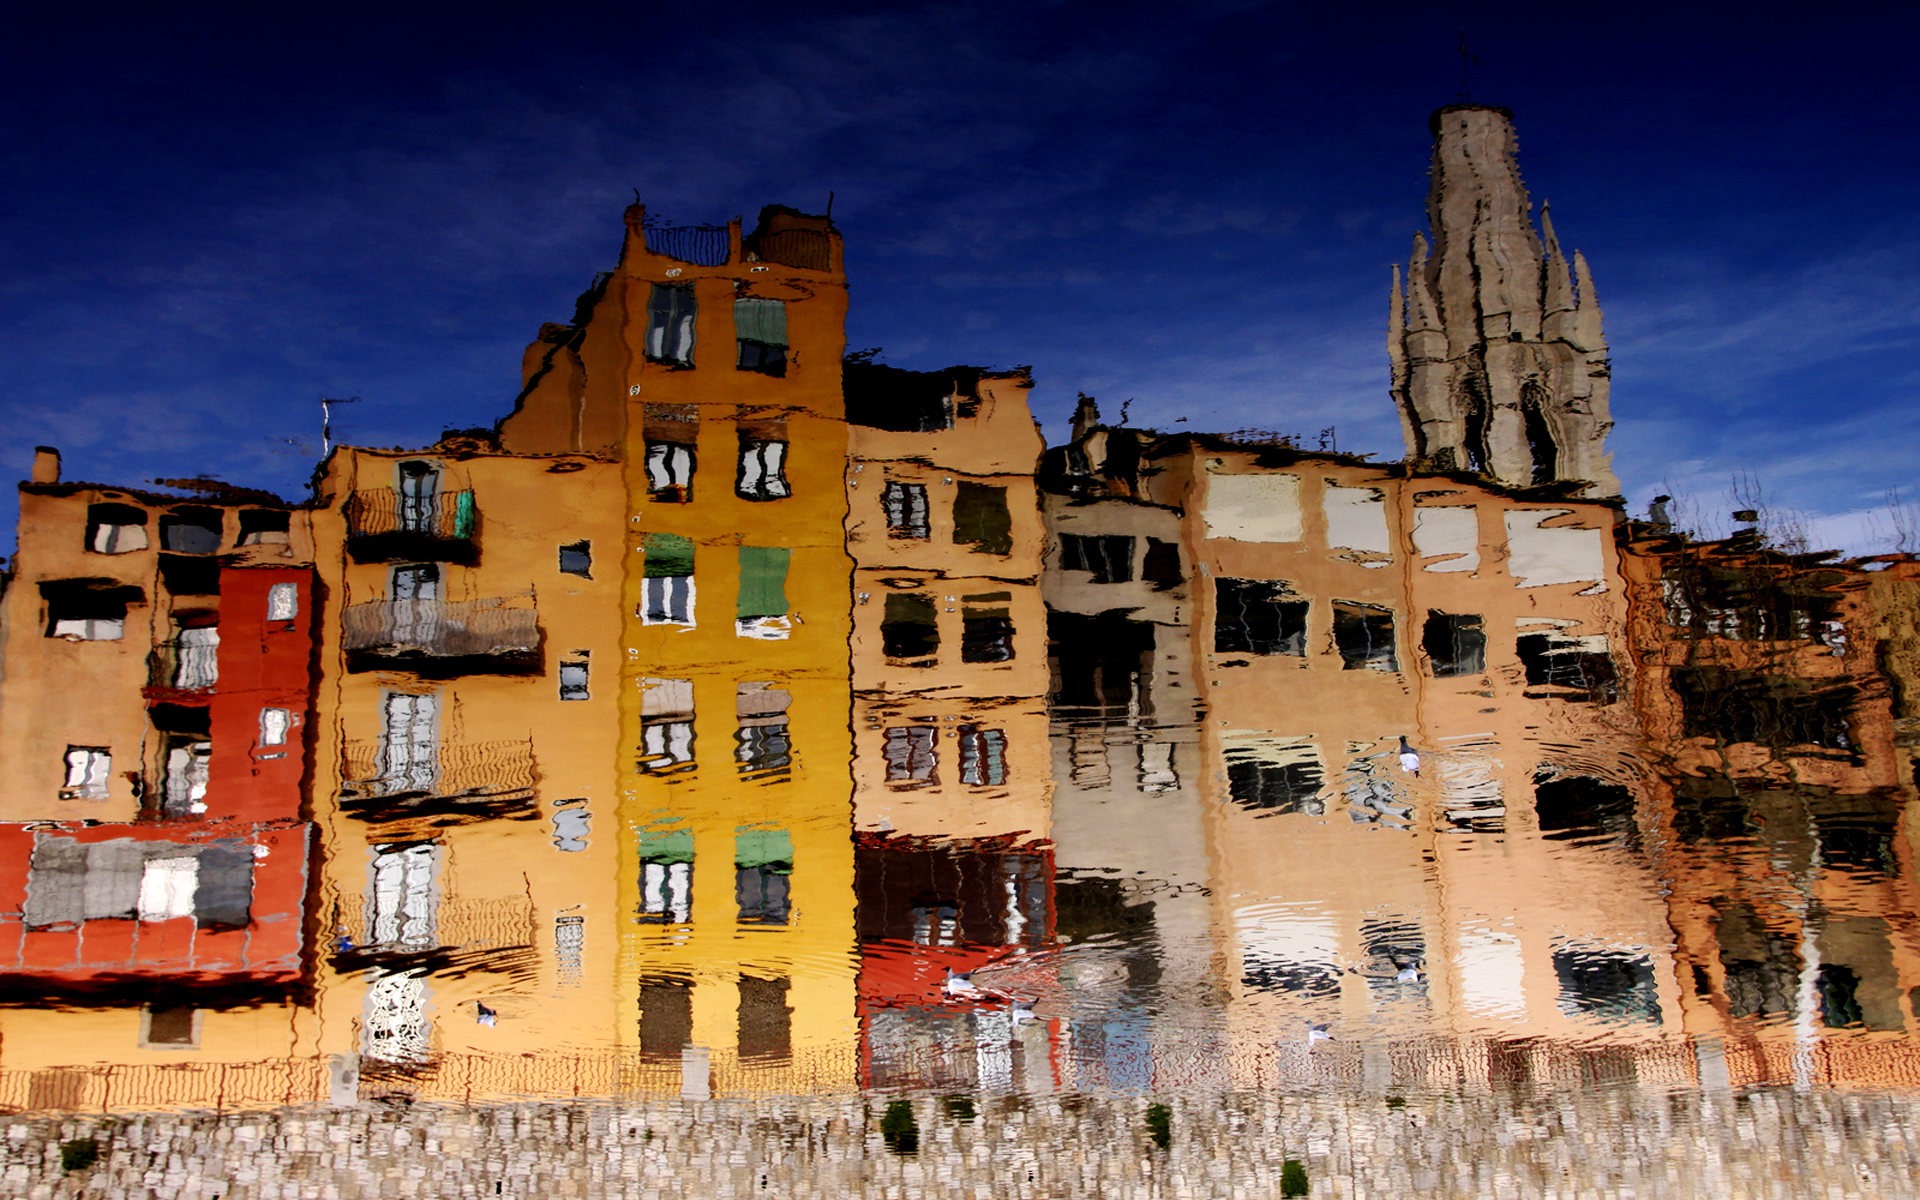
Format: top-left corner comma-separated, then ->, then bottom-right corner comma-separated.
1,112 -> 1917,1123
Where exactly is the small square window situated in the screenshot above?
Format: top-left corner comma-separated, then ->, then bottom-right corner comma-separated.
266,582 -> 299,622
142,1005 -> 200,1049
559,659 -> 590,701
61,746 -> 112,800
558,540 -> 592,578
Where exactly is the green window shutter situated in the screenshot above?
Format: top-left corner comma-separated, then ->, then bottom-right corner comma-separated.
733,298 -> 788,347
453,491 -> 476,538
640,827 -> 695,865
643,532 -> 695,578
734,828 -> 793,870
737,546 -> 790,618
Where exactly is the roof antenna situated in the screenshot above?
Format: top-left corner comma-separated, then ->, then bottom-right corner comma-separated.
1456,29 -> 1478,103
826,190 -> 835,219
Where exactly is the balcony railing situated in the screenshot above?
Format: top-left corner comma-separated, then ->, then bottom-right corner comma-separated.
142,636 -> 220,701
343,489 -> 479,564
341,597 -> 541,676
338,737 -> 538,829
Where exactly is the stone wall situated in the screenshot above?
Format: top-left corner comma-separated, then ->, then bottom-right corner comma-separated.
3,1086 -> 1916,1199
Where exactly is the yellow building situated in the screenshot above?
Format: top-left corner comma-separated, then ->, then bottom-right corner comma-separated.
303,437 -> 629,1103
504,205 -> 860,1096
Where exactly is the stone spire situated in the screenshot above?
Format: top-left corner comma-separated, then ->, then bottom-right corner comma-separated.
1389,105 -> 1620,497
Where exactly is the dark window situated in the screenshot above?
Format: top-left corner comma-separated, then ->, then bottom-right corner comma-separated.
143,1006 -> 198,1047
1422,611 -> 1486,677
1059,533 -> 1134,583
1552,946 -> 1661,1024
1333,602 -> 1398,671
159,507 -> 222,554
957,725 -> 1008,786
735,683 -> 793,781
1670,666 -> 1853,749
961,592 -> 1014,663
1517,633 -> 1619,704
1214,579 -> 1306,656
882,482 -> 930,539
85,503 -> 149,554
1533,773 -> 1637,847
952,483 -> 1012,555
559,659 -> 590,701
738,974 -> 793,1060
881,592 -> 938,663
645,283 -> 696,367
1225,750 -> 1324,816
638,974 -> 695,1060
1715,902 -> 1800,1019
735,829 -> 792,925
236,509 -> 290,546
42,580 -> 139,640
734,298 -> 788,377
1141,537 -> 1182,585
558,541 -> 591,578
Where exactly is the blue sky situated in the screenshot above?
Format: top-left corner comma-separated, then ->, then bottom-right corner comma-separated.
4,4 -> 1917,560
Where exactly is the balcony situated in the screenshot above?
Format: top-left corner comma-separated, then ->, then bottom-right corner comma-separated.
337,737 -> 538,829
341,597 -> 541,676
142,633 -> 220,703
343,488 -> 479,565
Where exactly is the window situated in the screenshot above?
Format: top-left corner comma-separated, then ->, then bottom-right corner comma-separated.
641,533 -> 695,625
735,683 -> 792,780
555,915 -> 585,985
558,540 -> 592,578
952,482 -> 1012,555
236,509 -> 290,546
85,503 -> 148,554
1518,631 -> 1619,704
160,736 -> 212,816
1214,578 -> 1307,656
559,658 -> 590,701
883,725 -> 939,787
736,546 -> 791,639
167,622 -> 219,689
645,283 -> 696,367
1224,744 -> 1324,816
961,592 -> 1014,663
1141,537 -> 1182,585
638,975 -> 694,1061
377,692 -> 439,793
139,854 -> 199,920
551,799 -> 591,852
61,747 -> 111,800
1422,611 -> 1486,677
368,843 -> 441,947
141,1005 -> 200,1049
639,828 -> 694,923
1059,533 -> 1133,583
1552,944 -> 1660,1025
958,725 -> 1007,786
395,461 -> 442,533
882,481 -> 930,539
735,828 -> 792,924
881,592 -> 938,664
734,298 -> 788,376
643,403 -> 698,502
258,707 -> 292,747
266,581 -> 299,622
43,581 -> 135,640
364,970 -> 431,1065
159,507 -> 222,554
639,677 -> 695,774
738,974 -> 792,1060
737,439 -> 790,500
1333,601 -> 1399,671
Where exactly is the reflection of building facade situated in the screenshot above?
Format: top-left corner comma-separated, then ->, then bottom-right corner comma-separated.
842,362 -> 1061,1089
1622,531 -> 1920,1088
305,439 -> 628,1102
503,205 -> 860,1096
5,103 -> 1920,1112
0,449 -> 323,1108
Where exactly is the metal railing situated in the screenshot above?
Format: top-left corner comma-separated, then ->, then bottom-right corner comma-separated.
344,488 -> 476,540
339,737 -> 538,799
341,597 -> 538,661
